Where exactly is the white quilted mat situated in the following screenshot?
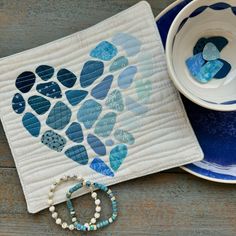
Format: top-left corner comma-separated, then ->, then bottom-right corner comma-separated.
0,1 -> 203,213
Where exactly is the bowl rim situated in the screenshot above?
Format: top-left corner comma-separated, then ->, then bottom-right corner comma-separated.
165,0 -> 236,111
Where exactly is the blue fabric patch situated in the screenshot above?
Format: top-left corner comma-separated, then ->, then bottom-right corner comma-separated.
28,95 -> 51,115
77,99 -> 102,129
105,89 -> 124,112
36,81 -> 62,99
112,33 -> 141,56
109,56 -> 128,72
22,112 -> 41,137
90,41 -> 117,61
41,130 -> 66,152
109,144 -> 128,172
214,59 -> 231,79
80,61 -> 104,88
186,53 -> 205,77
46,101 -> 72,130
118,66 -> 137,89
16,71 -> 36,93
203,42 -> 220,61
66,122 -> 83,143
57,68 -> 77,88
91,75 -> 113,100
94,112 -> 116,138
36,65 -> 54,81
114,129 -> 135,145
195,60 -> 224,83
65,145 -> 88,165
12,93 -> 25,114
125,96 -> 148,115
65,90 -> 88,106
90,157 -> 114,177
87,134 -> 106,156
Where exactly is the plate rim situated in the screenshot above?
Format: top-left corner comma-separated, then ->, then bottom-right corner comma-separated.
155,0 -> 236,184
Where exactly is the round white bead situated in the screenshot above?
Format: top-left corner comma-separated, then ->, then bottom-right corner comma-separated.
47,199 -> 53,205
48,191 -> 54,198
72,217 -> 77,222
93,225 -> 97,230
62,222 -> 68,229
50,184 -> 56,191
69,224 -> 75,230
52,212 -> 58,219
91,192 -> 97,199
91,218 -> 96,224
56,218 -> 62,225
83,180 -> 87,186
95,199 -> 100,205
94,212 -> 100,219
108,218 -> 113,223
96,206 -> 101,212
49,206 -> 55,212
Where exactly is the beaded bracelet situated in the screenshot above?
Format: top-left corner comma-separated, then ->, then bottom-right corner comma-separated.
66,180 -> 118,231
47,174 -> 99,230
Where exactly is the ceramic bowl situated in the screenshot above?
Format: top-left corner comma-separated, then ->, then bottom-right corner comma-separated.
166,0 -> 236,111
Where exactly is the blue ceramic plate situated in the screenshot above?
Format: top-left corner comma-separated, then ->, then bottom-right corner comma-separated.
156,0 -> 236,183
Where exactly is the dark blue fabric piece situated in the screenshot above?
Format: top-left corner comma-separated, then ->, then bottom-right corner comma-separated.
12,93 -> 25,114
36,81 -> 62,99
66,122 -> 83,143
36,65 -> 54,81
65,90 -> 88,106
65,145 -> 88,165
57,68 -> 77,88
87,134 -> 106,156
80,61 -> 104,88
28,95 -> 51,115
22,112 -> 41,137
16,71 -> 36,93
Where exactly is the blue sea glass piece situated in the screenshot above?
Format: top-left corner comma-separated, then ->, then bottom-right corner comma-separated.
80,61 -> 104,88
36,81 -> 62,99
105,139 -> 114,146
105,89 -> 124,112
16,71 -> 36,93
125,96 -> 148,115
66,122 -> 83,143
57,68 -> 77,88
46,101 -> 72,130
90,41 -> 117,61
109,56 -> 128,72
90,157 -> 114,177
77,99 -> 102,129
207,36 -> 228,52
114,129 -> 135,145
109,144 -> 128,172
94,112 -> 116,138
214,59 -> 231,79
41,130 -> 66,152
22,112 -> 41,137
193,38 -> 208,55
118,66 -> 137,89
12,93 -> 25,114
65,145 -> 88,165
203,42 -> 220,61
91,75 -> 113,100
186,53 -> 205,77
65,90 -> 88,106
112,33 -> 141,56
28,95 -> 51,115
36,65 -> 54,81
87,134 -> 106,156
195,60 -> 224,83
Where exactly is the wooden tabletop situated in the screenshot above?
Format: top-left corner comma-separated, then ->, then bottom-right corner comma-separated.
0,0 -> 235,235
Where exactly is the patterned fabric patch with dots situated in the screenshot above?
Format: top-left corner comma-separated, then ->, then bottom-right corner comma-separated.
0,2 -> 203,213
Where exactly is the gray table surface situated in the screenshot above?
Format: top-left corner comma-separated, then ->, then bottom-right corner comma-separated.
0,0 -> 236,235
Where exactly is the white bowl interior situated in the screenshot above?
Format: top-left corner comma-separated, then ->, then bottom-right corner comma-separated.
170,0 -> 236,107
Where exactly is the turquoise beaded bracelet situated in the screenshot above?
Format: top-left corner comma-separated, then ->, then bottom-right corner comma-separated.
66,180 -> 118,231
